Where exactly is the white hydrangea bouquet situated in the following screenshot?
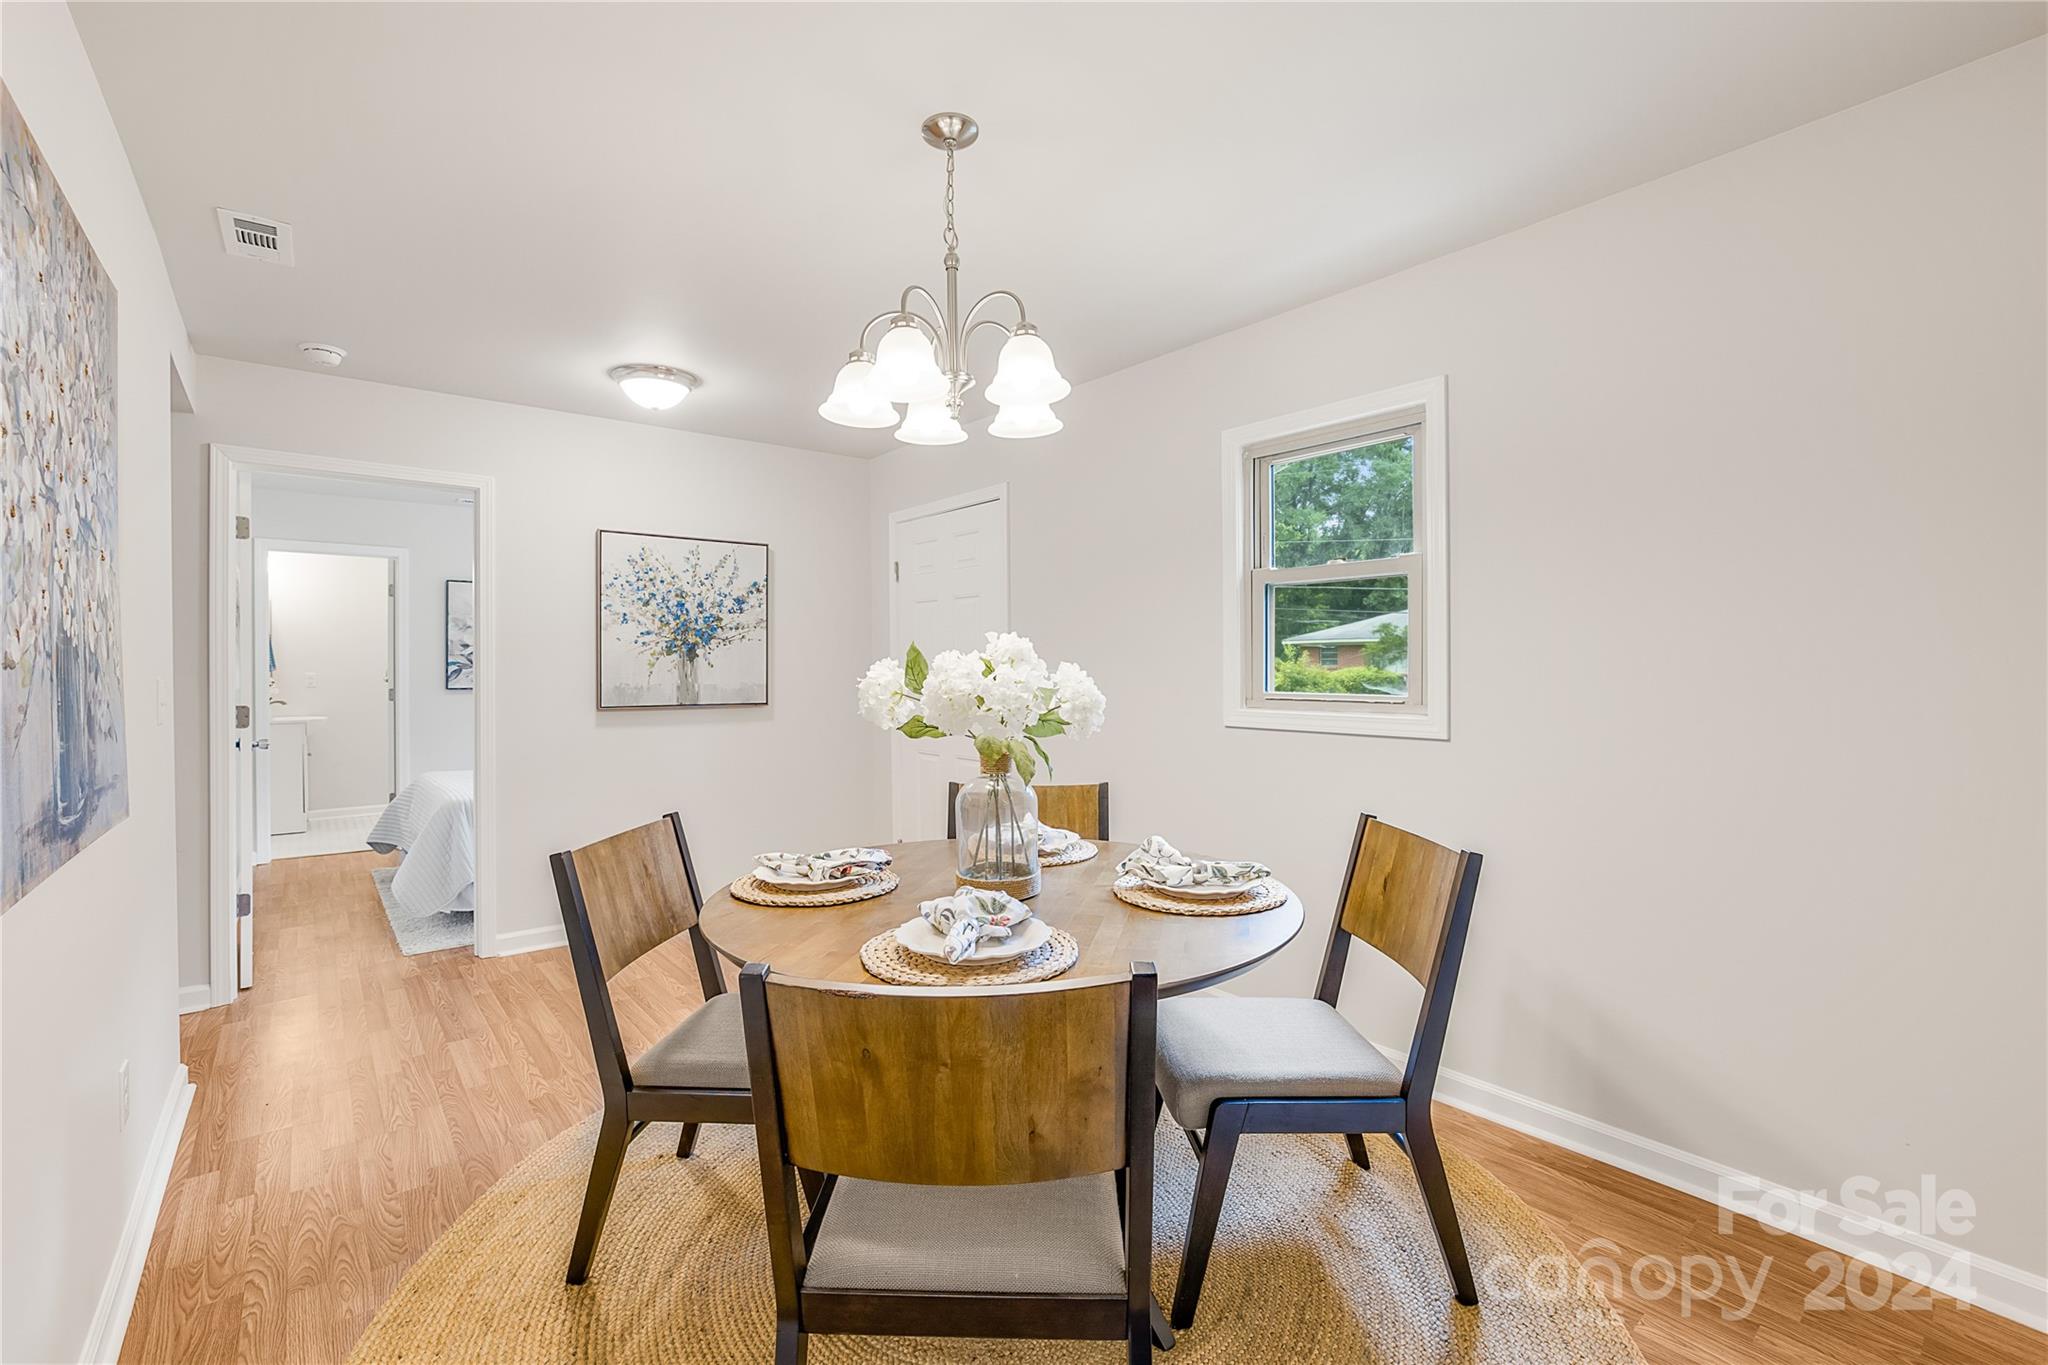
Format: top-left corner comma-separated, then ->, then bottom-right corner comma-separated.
858,631 -> 1105,779
858,633 -> 1104,897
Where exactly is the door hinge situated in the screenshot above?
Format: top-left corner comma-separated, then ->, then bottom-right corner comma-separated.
234,515 -> 251,540
893,561 -> 900,582
234,703 -> 251,730
388,582 -> 396,597
388,686 -> 396,701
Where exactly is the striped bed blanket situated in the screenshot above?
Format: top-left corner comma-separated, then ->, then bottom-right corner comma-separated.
367,770 -> 475,914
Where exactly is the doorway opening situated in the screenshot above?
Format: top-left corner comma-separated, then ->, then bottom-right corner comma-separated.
206,446 -> 496,1005
256,544 -> 402,860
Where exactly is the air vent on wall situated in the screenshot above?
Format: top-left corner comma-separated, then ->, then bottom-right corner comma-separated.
215,208 -> 294,265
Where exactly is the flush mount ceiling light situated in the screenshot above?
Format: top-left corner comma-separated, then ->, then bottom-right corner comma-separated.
820,113 -> 1069,445
609,363 -> 699,411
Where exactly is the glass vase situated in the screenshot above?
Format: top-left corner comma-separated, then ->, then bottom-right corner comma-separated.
954,754 -> 1041,899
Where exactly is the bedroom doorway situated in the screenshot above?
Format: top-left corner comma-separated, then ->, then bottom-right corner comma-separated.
207,446 -> 497,1006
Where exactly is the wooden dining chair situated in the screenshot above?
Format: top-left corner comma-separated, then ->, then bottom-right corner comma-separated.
1153,813 -> 1483,1327
739,962 -> 1171,1364
548,813 -> 753,1284
945,780 -> 1111,840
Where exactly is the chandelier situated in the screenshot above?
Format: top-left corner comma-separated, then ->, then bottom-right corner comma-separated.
819,113 -> 1070,444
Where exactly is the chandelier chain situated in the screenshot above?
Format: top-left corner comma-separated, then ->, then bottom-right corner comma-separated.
942,144 -> 960,255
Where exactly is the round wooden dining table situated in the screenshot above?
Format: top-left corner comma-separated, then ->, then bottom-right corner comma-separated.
698,838 -> 1305,996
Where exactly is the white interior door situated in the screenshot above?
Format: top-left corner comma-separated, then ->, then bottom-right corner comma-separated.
231,474 -> 256,989
888,492 -> 1008,840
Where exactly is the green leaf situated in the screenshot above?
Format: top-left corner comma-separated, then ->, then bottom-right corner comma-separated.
903,643 -> 929,694
1008,738 -> 1036,784
1026,734 -> 1053,775
897,716 -> 947,739
1025,714 -> 1068,739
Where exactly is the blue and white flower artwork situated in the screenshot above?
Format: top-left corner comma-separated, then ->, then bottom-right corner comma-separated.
597,530 -> 768,708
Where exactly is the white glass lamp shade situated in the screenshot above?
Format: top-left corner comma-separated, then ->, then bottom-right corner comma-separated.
871,323 -> 949,404
896,399 -> 968,446
818,358 -> 899,428
609,364 -> 697,411
982,331 -> 1071,407
988,402 -> 1063,439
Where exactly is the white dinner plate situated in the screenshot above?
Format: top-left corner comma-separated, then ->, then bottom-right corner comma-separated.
1136,877 -> 1270,900
752,868 -> 866,891
893,915 -> 1053,964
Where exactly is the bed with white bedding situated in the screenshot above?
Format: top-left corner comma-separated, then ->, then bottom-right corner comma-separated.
367,770 -> 475,913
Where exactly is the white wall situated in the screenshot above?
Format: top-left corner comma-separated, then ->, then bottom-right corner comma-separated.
255,485 -> 478,785
265,550 -> 395,809
0,6 -> 198,1361
171,360 -> 879,981
869,43 -> 2047,1278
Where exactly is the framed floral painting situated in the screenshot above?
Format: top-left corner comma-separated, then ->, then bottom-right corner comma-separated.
596,530 -> 768,709
2,85 -> 129,910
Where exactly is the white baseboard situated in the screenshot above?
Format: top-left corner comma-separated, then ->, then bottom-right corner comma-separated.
1382,1043 -> 2048,1332
78,1065 -> 194,1363
490,923 -> 566,957
176,984 -> 213,1015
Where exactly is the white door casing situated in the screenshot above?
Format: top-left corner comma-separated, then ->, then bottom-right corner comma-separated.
887,486 -> 1009,841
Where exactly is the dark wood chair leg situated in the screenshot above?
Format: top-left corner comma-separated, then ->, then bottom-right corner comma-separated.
1170,1102 -> 1248,1330
1345,1132 -> 1372,1170
774,1318 -> 807,1364
1127,1304 -> 1150,1363
566,1109 -> 631,1284
1403,1111 -> 1477,1305
675,1122 -> 700,1159
1149,1299 -> 1176,1350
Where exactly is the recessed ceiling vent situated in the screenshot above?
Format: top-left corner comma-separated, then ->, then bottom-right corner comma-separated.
216,208 -> 294,265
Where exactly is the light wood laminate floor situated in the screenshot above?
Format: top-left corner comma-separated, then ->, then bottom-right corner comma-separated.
119,851 -> 2042,1364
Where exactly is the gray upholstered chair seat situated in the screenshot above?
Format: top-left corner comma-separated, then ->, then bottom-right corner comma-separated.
1155,995 -> 1403,1126
804,1174 -> 1126,1295
629,993 -> 749,1091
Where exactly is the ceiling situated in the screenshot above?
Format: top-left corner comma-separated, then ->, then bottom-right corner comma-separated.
77,3 -> 2045,457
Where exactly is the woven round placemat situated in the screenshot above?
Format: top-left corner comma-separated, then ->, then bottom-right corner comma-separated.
859,926 -> 1081,986
1039,839 -> 1098,867
1113,874 -> 1291,917
729,869 -> 899,908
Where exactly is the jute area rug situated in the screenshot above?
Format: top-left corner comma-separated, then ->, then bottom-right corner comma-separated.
349,1116 -> 1646,1363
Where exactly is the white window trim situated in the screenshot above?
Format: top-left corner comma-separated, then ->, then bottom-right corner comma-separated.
1219,376 -> 1449,740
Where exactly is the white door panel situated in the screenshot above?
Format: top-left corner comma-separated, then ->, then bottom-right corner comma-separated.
232,473 -> 255,989
889,495 -> 1007,841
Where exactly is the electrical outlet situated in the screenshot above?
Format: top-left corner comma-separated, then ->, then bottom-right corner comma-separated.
117,1059 -> 131,1130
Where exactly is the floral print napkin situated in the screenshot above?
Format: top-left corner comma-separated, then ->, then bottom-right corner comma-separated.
1117,835 -> 1270,888
753,847 -> 893,883
918,887 -> 1034,963
1038,826 -> 1082,855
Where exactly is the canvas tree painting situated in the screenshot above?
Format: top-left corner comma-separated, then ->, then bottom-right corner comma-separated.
444,579 -> 474,690
597,530 -> 768,708
1,85 -> 129,910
